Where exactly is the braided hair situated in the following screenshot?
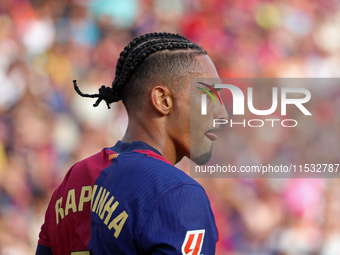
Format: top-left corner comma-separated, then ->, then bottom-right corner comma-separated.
73,32 -> 207,110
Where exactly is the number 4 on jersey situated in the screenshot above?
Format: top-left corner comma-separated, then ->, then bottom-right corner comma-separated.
181,230 -> 205,255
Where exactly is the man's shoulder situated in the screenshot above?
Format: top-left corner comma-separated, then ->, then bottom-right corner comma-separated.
91,149 -> 209,237
93,149 -> 202,213
50,148 -> 113,201
112,149 -> 199,187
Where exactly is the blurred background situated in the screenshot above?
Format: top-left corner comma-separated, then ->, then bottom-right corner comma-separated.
0,0 -> 340,254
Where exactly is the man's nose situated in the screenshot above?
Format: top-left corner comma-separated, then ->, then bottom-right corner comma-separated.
214,100 -> 229,121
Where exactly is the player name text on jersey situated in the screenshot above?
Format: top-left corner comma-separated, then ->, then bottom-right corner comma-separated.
55,185 -> 129,238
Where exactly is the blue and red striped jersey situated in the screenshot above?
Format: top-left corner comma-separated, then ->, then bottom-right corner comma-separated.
37,141 -> 218,255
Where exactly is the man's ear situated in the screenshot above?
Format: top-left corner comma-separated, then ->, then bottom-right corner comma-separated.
150,86 -> 173,115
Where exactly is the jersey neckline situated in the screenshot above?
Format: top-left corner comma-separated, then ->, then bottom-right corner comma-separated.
109,140 -> 162,156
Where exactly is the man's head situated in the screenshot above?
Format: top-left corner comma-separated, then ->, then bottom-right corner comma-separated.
74,32 -> 227,164
113,33 -> 207,111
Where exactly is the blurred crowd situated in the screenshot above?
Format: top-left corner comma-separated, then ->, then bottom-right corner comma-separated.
0,0 -> 340,254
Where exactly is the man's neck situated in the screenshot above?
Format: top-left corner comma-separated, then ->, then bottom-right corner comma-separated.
122,122 -> 181,165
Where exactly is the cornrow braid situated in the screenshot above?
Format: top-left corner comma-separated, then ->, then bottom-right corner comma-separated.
114,32 -> 190,80
114,42 -> 203,96
115,37 -> 196,82
115,36 -> 190,78
73,32 -> 206,109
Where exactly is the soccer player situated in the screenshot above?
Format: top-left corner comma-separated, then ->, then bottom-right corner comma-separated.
36,32 -> 228,255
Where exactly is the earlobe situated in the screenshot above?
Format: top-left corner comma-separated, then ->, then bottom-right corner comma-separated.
151,86 -> 173,115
